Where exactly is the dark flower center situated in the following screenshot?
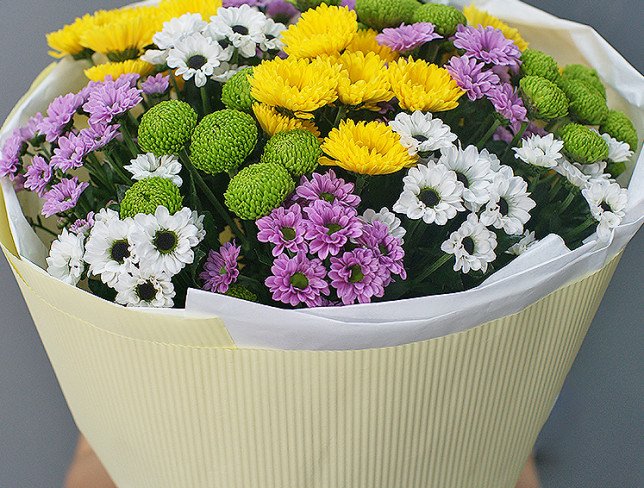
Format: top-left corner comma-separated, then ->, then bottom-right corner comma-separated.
154,230 -> 178,254
218,39 -> 232,49
419,188 -> 441,208
290,272 -> 309,290
320,192 -> 336,203
462,236 -> 475,255
326,223 -> 342,235
281,226 -> 296,241
498,197 -> 509,215
232,25 -> 249,35
600,201 -> 612,212
136,281 -> 157,301
187,54 -> 207,70
413,134 -> 428,143
349,264 -> 364,283
456,171 -> 469,188
110,240 -> 130,263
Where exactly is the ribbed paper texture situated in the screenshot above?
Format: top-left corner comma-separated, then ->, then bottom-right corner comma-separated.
3,246 -> 619,488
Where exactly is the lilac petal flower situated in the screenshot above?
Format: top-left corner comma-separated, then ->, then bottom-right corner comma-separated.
79,123 -> 121,152
447,55 -> 500,101
356,221 -> 406,283
453,25 -> 521,67
296,169 -> 360,208
329,248 -> 386,305
265,253 -> 329,307
13,174 -> 26,192
341,0 -> 356,9
21,113 -> 44,141
266,0 -> 299,23
37,93 -> 85,143
0,129 -> 27,179
376,23 -> 442,53
200,242 -> 241,294
141,74 -> 170,95
51,132 -> 90,172
303,200 -> 363,260
256,204 -> 308,257
487,82 -> 528,125
70,211 -> 95,235
83,76 -> 143,127
42,177 -> 89,217
24,155 -> 53,197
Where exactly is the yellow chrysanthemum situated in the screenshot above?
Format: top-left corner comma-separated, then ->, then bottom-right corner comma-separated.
463,5 -> 529,51
388,57 -> 464,112
253,104 -> 321,139
330,51 -> 393,110
47,14 -> 97,59
282,4 -> 358,58
251,57 -> 341,119
321,119 -> 417,175
344,28 -> 399,63
84,60 -> 155,82
158,0 -> 223,21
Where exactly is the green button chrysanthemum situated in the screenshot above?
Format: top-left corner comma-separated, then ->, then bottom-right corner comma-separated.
356,0 -> 421,31
560,78 -> 608,125
221,67 -> 255,112
190,109 -> 258,175
600,110 -> 639,151
559,123 -> 609,164
261,129 -> 322,177
120,177 -> 183,218
519,75 -> 569,120
412,3 -> 466,37
224,284 -> 258,302
520,49 -> 560,83
138,100 -> 198,156
224,163 -> 295,220
561,64 -> 606,99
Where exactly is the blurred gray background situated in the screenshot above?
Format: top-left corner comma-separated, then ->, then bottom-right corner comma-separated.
0,1 -> 641,487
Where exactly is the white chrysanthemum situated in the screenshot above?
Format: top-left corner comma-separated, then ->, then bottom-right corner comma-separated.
190,209 -> 207,243
259,18 -> 286,52
438,145 -> 494,211
141,49 -> 169,65
207,5 -> 268,59
513,133 -> 563,168
441,213 -> 497,273
581,180 -> 628,241
46,229 -> 85,286
84,209 -> 138,287
506,230 -> 537,256
154,13 -> 208,50
125,153 -> 183,187
131,206 -> 204,276
393,161 -> 465,225
574,160 -> 610,183
388,111 -> 457,156
554,158 -> 589,188
480,166 -> 536,235
601,132 -> 634,163
479,148 -> 501,172
114,267 -> 175,308
167,32 -> 232,87
360,207 -> 406,242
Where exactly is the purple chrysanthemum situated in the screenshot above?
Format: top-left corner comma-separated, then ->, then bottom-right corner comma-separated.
69,211 -> 95,235
37,93 -> 85,143
256,203 -> 308,257
50,132 -> 90,172
141,74 -> 170,95
23,155 -> 53,197
21,113 -> 44,141
266,0 -> 299,23
83,76 -> 143,127
356,221 -> 406,283
487,82 -> 528,125
13,174 -> 26,192
303,200 -> 363,260
0,129 -> 27,179
41,177 -> 89,217
265,253 -> 329,307
376,23 -> 442,53
79,123 -> 121,152
453,25 -> 521,67
341,0 -> 356,9
200,242 -> 241,294
329,248 -> 386,305
447,55 -> 500,101
296,169 -> 360,208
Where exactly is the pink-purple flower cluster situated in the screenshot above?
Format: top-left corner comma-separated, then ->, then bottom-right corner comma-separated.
41,176 -> 89,218
447,55 -> 500,101
200,241 -> 241,294
453,25 -> 521,68
83,74 -> 142,127
376,23 -> 442,53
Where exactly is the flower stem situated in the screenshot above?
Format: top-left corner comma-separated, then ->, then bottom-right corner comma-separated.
332,105 -> 347,127
501,121 -> 529,159
476,118 -> 502,149
564,217 -> 596,241
414,252 -> 453,283
120,125 -> 139,158
200,86 -> 211,116
559,190 -> 577,214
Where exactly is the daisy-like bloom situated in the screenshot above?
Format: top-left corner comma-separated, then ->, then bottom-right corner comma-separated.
85,60 -> 154,83
114,267 -> 176,308
303,200 -> 363,259
50,132 -> 90,172
376,22 -> 442,53
0,129 -> 27,179
200,241 -> 241,294
167,32 -> 232,87
438,145 -> 494,211
84,209 -> 138,287
360,207 -> 406,242
153,13 -> 208,51
332,51 -> 393,110
388,111 -> 457,156
256,204 -> 308,257
79,122 -> 121,153
295,169 -> 360,208
321,119 -> 417,175
575,160 -> 610,182
480,166 -> 535,235
582,180 -> 628,241
506,230 -> 537,256
388,57 -> 464,112
463,5 -> 528,52
329,248 -> 385,305
453,25 -> 521,67
131,207 -> 204,276
46,229 -> 86,286
190,210 -> 207,243
141,74 -> 171,95
252,103 -> 321,138
38,93 -> 84,143
446,55 -> 500,101
207,5 -> 268,58
441,213 -> 497,274
356,221 -> 406,282
555,158 -> 590,188
70,211 -> 96,236
47,13 -> 98,59
251,57 -> 341,119
514,133 -> 563,169
281,4 -> 357,58
23,156 -> 53,197
259,18 -> 287,52
42,177 -> 89,218
393,161 -> 465,225
345,28 -> 398,63
601,132 -> 634,163
125,153 -> 183,187
265,253 -> 330,307
83,76 -> 143,126
486,82 -> 527,126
